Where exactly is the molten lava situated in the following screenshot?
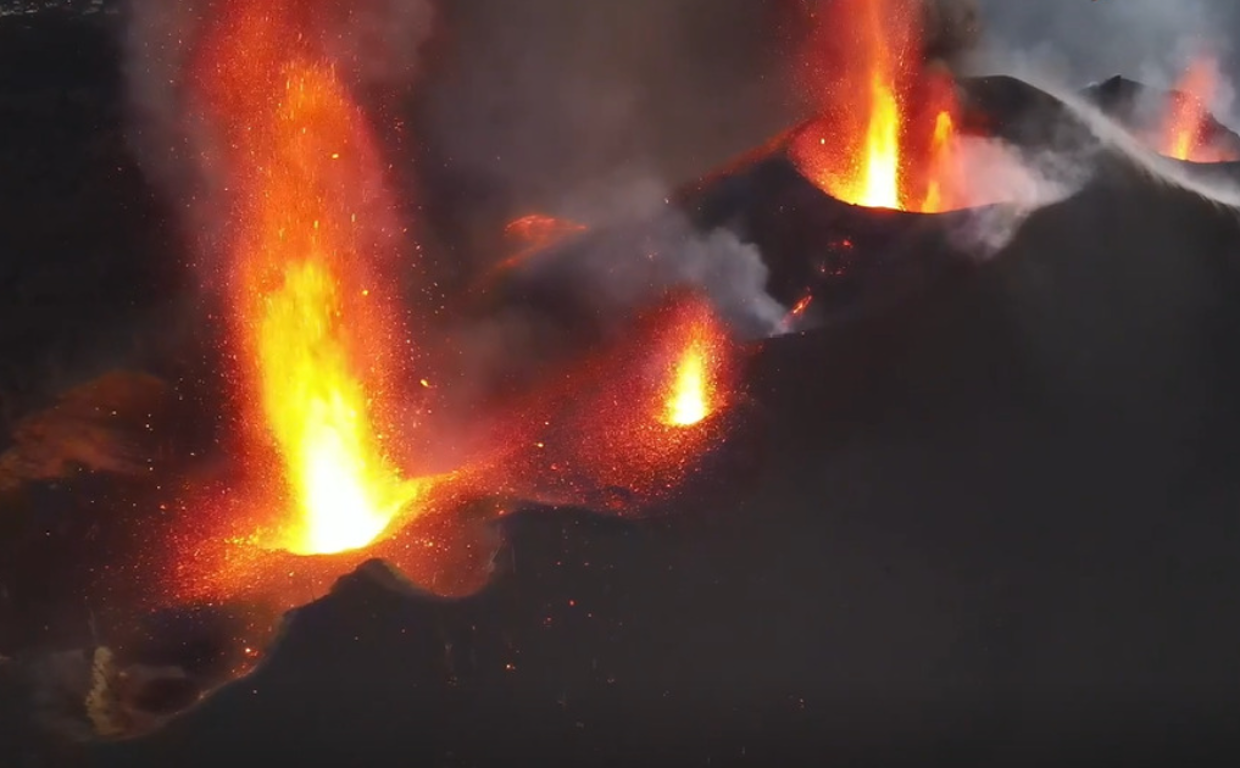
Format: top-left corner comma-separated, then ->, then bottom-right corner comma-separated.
852,53 -> 902,209
791,0 -> 961,212
153,0 -> 745,621
193,2 -> 424,556
920,110 -> 954,212
1159,57 -> 1237,162
497,293 -> 741,509
664,338 -> 711,427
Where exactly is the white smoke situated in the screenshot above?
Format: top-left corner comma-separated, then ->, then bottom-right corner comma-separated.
940,134 -> 1090,258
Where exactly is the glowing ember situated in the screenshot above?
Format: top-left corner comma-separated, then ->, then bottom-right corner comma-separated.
193,2 -> 424,556
791,0 -> 961,212
1158,57 -> 1237,162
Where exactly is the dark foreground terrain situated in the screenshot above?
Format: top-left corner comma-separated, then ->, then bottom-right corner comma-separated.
5,7 -> 1240,768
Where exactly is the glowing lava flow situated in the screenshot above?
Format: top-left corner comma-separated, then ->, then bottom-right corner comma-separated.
194,2 -> 423,556
792,0 -> 961,212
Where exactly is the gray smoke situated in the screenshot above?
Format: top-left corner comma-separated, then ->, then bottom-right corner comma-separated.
418,0 -> 797,221
543,176 -> 788,337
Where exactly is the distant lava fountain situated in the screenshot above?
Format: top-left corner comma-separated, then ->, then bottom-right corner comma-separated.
664,329 -> 714,428
1157,56 -> 1239,163
791,0 -> 962,211
192,0 -> 425,557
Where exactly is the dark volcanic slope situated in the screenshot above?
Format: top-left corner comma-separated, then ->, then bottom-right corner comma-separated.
83,151 -> 1240,766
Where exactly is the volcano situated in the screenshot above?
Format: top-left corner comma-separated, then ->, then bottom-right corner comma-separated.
7,3 -> 1240,767
62,144 -> 1240,765
484,74 -> 1099,341
1083,73 -> 1240,164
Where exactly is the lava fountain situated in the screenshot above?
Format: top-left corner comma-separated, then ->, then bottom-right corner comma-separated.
191,0 -> 426,557
664,326 -> 715,428
791,0 -> 961,211
510,292 -> 741,508
1158,56 -> 1238,162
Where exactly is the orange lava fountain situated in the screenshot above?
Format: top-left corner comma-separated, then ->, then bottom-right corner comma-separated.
1159,57 -> 1237,162
919,110 -> 954,213
791,0 -> 961,212
192,1 -> 426,557
664,335 -> 712,427
493,293 -> 741,510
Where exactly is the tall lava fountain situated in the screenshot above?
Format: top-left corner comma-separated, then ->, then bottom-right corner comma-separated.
791,0 -> 961,212
190,0 -> 426,557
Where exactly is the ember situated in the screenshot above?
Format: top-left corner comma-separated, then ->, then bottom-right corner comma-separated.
791,0 -> 962,212
920,110 -> 954,212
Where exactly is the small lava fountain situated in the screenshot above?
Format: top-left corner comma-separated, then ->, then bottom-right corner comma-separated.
1157,56 -> 1239,163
